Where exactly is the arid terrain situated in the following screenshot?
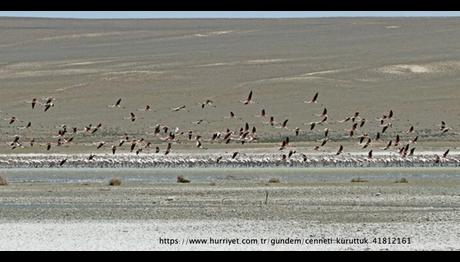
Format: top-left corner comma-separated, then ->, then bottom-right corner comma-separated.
0,17 -> 459,155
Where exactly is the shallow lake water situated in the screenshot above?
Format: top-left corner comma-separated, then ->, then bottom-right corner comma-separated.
1,167 -> 459,184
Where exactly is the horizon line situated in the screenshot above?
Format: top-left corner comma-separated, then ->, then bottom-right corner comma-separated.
1,15 -> 460,20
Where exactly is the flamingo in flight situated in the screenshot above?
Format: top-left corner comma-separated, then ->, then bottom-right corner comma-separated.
59,159 -> 67,167
44,103 -> 54,112
95,142 -> 104,149
305,92 -> 319,104
241,90 -> 255,105
232,152 -> 239,159
382,140 -> 392,150
138,105 -> 151,112
278,119 -> 288,129
294,127 -> 300,136
171,105 -> 186,112
201,99 -> 214,109
336,145 -> 344,156
443,149 -> 450,158
24,98 -> 37,109
256,109 -> 266,117
316,108 -> 327,118
108,98 -> 123,108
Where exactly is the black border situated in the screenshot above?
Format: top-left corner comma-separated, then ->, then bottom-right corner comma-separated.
2,0 -> 459,255
1,1 -> 459,12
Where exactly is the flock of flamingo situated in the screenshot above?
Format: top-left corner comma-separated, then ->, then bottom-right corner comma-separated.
0,89 -> 458,168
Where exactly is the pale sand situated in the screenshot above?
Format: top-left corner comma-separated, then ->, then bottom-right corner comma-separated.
0,220 -> 458,251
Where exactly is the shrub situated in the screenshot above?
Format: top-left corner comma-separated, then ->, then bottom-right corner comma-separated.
177,176 -> 190,183
395,178 -> 408,183
351,177 -> 368,183
268,178 -> 280,183
109,177 -> 122,186
0,176 -> 8,186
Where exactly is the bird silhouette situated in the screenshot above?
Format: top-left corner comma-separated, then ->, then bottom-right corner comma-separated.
201,99 -> 214,109
336,145 -> 344,155
443,149 -> 450,158
59,159 -> 67,167
96,142 -> 105,149
108,98 -> 122,108
241,90 -> 254,105
305,92 -> 319,104
382,140 -> 392,150
232,152 -> 239,159
171,105 -> 186,112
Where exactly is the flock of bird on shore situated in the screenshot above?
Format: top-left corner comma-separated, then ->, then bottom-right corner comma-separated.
0,89 -> 458,168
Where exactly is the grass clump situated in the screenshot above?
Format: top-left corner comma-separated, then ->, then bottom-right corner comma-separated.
351,177 -> 368,183
395,178 -> 409,183
109,177 -> 122,186
177,176 -> 191,183
0,176 -> 8,186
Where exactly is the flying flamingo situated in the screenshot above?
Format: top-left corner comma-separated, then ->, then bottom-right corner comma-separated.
201,99 -> 214,109
305,92 -> 319,104
240,90 -> 254,105
108,98 -> 123,108
171,105 -> 186,112
336,145 -> 344,155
